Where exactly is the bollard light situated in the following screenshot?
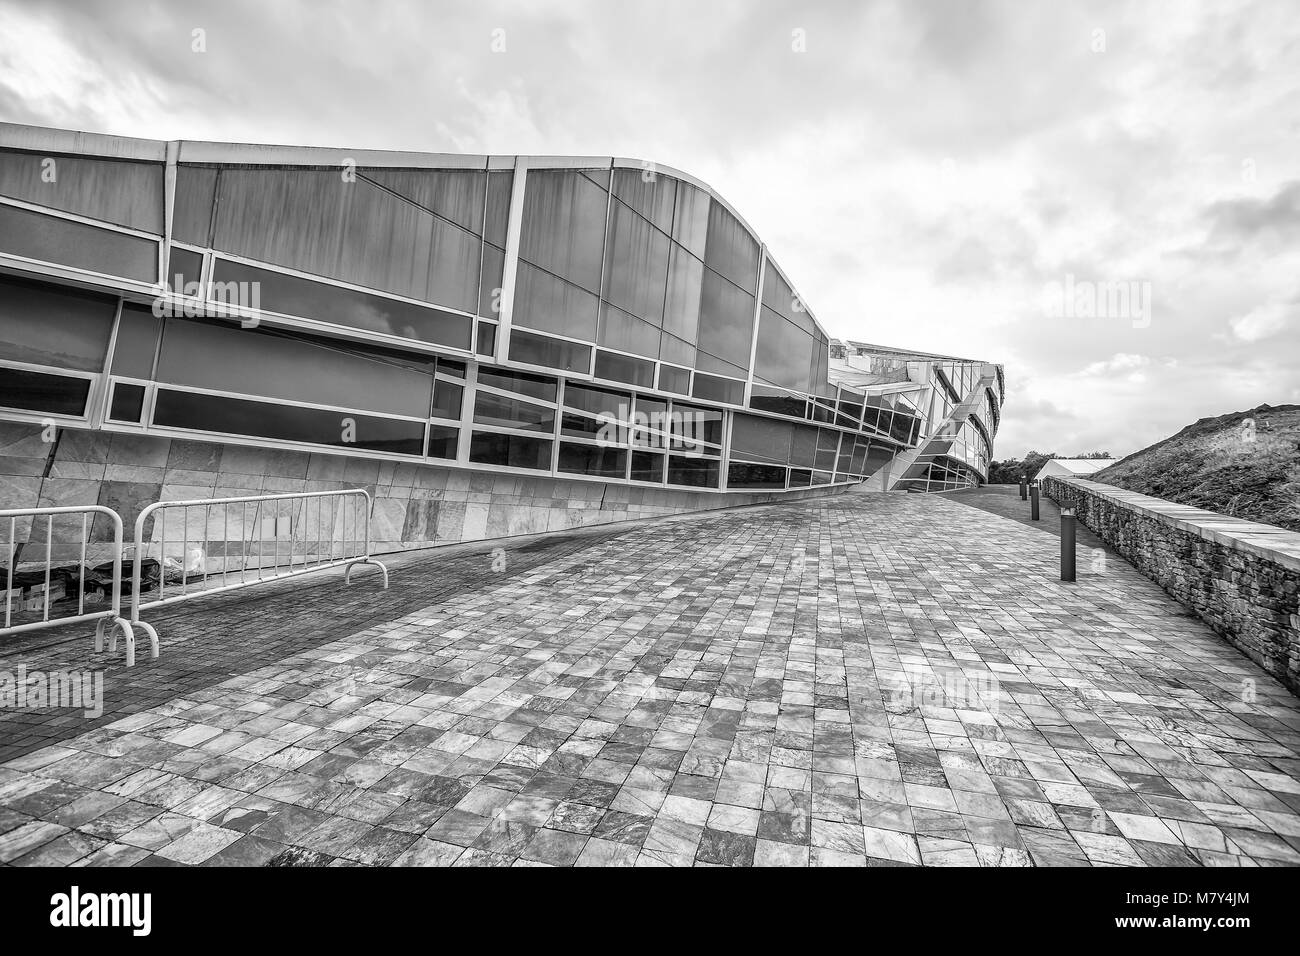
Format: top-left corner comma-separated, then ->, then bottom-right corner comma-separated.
1030,482 -> 1040,521
1020,476 -> 1028,500
1060,508 -> 1077,582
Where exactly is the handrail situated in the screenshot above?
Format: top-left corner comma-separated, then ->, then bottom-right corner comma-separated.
0,504 -> 142,665
128,488 -> 388,645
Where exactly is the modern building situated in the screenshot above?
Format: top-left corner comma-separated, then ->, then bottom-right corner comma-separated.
1033,458 -> 1111,482
0,123 -> 1003,554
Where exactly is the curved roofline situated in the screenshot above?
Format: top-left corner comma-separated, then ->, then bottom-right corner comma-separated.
0,122 -> 766,250
1,120 -> 831,341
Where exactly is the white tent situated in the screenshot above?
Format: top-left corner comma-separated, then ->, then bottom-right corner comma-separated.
1034,458 -> 1111,481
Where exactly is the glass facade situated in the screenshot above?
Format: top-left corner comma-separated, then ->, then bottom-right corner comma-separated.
0,134 -> 1002,494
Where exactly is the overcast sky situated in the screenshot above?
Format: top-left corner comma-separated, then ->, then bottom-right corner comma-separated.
2,0 -> 1296,459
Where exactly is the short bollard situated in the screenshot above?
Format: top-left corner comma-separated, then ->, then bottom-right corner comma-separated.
1060,508 -> 1076,582
1020,476 -> 1028,500
1030,482 -> 1040,521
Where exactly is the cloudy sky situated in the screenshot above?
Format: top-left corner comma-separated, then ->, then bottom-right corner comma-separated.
2,0 -> 1296,459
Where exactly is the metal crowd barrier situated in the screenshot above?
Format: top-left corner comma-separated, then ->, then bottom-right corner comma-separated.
0,504 -> 144,664
128,488 -> 389,644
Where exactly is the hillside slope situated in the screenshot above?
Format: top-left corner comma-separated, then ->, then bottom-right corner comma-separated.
1093,404 -> 1300,532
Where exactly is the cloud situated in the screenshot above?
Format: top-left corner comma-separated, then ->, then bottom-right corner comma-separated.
1078,353 -> 1150,376
1230,298 -> 1295,342
1204,180 -> 1300,247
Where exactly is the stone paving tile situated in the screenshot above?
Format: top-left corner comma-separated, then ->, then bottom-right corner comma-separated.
3,491 -> 1300,867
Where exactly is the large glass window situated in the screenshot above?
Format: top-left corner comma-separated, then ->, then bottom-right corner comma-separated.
155,316 -> 434,417
511,260 -> 599,342
0,150 -> 164,233
730,414 -> 794,466
172,165 -> 217,245
754,306 -> 814,392
602,201 -> 669,325
0,203 -> 158,283
703,202 -> 760,293
0,276 -> 117,371
662,245 -> 702,347
696,268 -> 754,377
518,169 -> 607,294
611,168 -> 676,232
469,432 -> 552,470
598,302 -> 661,359
211,169 -> 481,312
211,259 -> 473,352
0,368 -> 90,417
153,388 -> 425,454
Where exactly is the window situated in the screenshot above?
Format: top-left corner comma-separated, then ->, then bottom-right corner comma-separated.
508,329 -> 591,374
468,432 -> 552,470
692,373 -> 744,406
671,403 -> 723,448
426,424 -> 458,459
511,260 -> 600,342
558,442 -> 626,478
166,246 -> 203,296
431,379 -> 462,421
730,414 -> 794,466
703,201 -> 760,293
561,412 -> 623,443
658,364 -> 691,395
476,321 -> 497,357
0,368 -> 90,417
564,382 -> 630,418
154,316 -> 434,418
472,392 -> 554,432
593,350 -> 654,388
695,268 -> 754,377
109,305 -> 161,379
211,259 -> 473,352
728,463 -> 786,489
630,450 -> 664,483
0,276 -> 117,371
602,201 -> 669,325
108,382 -> 146,423
667,455 -> 720,488
518,169 -> 608,294
152,388 -> 425,454
476,367 -> 557,403
0,203 -> 158,283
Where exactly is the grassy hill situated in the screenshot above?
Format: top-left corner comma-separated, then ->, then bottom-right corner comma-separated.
1093,404 -> 1300,532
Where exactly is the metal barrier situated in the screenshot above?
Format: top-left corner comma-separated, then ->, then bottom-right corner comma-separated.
1,504 -> 142,664
128,488 -> 388,643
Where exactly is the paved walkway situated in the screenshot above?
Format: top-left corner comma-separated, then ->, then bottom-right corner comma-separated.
2,492 -> 1298,867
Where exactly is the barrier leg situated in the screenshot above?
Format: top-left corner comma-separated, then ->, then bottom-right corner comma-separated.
345,558 -> 389,589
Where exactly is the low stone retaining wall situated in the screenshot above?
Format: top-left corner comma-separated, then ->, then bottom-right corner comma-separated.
1042,476 -> 1300,695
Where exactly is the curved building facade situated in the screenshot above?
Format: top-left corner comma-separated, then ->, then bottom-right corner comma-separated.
0,124 -> 1003,551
